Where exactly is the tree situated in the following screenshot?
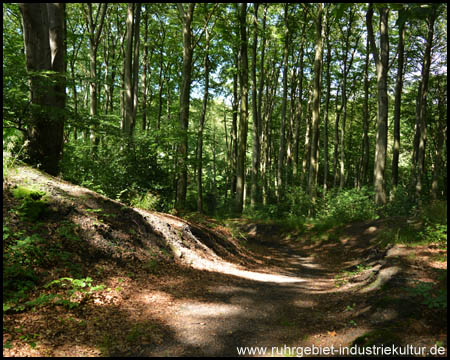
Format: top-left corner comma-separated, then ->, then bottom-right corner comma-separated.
197,23 -> 211,213
19,3 -> 66,176
391,8 -> 406,189
235,3 -> 249,214
83,3 -> 107,144
175,3 -> 195,211
357,35 -> 371,189
338,8 -> 357,190
322,7 -> 331,193
277,3 -> 290,202
123,3 -> 141,135
250,3 -> 260,207
308,3 -> 324,201
413,4 -> 438,199
367,4 -> 389,205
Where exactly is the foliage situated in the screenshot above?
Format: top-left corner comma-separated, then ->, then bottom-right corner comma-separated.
406,279 -> 447,310
383,186 -> 417,217
334,264 -> 373,287
3,130 -> 27,178
130,191 -> 162,212
316,187 -> 379,225
60,134 -> 172,212
11,187 -> 49,222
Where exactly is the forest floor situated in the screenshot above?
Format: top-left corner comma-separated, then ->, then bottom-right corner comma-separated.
3,165 -> 447,357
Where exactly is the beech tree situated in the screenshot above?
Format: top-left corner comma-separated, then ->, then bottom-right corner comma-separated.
367,4 -> 389,205
235,2 -> 249,214
175,3 -> 195,211
19,3 -> 66,176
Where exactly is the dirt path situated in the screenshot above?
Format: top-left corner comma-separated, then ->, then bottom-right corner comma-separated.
127,221 -> 446,357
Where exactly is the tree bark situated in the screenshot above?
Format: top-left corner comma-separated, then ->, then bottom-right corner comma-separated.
230,50 -> 239,196
414,6 -> 437,199
431,78 -> 446,199
85,4 -> 107,146
367,4 -> 389,205
277,3 -> 289,202
235,2 -> 249,214
197,27 -> 210,213
250,3 -> 260,207
358,36 -> 371,189
123,3 -> 140,136
392,14 -> 405,189
175,3 -> 195,211
322,9 -> 331,193
20,3 -> 66,176
308,3 -> 324,200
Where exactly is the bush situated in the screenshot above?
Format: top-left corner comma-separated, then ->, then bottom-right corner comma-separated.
284,187 -> 314,218
317,186 -> 378,224
130,191 -> 161,211
384,185 -> 417,217
60,133 -> 172,212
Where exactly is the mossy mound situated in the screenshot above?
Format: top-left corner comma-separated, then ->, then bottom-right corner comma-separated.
12,186 -> 49,221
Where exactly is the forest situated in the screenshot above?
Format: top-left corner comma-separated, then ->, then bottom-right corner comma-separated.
3,3 -> 447,357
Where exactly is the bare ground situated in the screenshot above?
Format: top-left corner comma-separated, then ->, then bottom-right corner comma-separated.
3,166 -> 447,357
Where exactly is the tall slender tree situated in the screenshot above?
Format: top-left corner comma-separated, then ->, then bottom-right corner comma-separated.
277,3 -> 290,202
123,3 -> 141,135
235,3 -> 249,214
308,3 -> 324,201
414,4 -> 438,199
83,3 -> 107,144
367,4 -> 389,205
175,3 -> 195,211
392,8 -> 406,189
250,3 -> 260,207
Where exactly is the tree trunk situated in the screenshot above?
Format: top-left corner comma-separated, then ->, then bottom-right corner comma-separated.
414,6 -> 437,199
308,3 -> 324,200
323,9 -> 331,193
431,78 -> 446,199
392,15 -> 405,189
250,3 -> 260,207
235,2 -> 249,214
175,3 -> 195,212
123,3 -> 140,136
293,16 -> 307,180
367,4 -> 389,205
197,27 -> 210,213
277,3 -> 289,202
359,36 -> 371,189
20,3 -> 66,176
332,85 -> 341,188
338,9 -> 356,190
85,4 -> 107,147
301,85 -> 312,187
230,51 -> 239,196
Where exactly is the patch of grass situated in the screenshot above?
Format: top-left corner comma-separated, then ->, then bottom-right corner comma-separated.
405,280 -> 447,310
126,323 -> 156,345
99,333 -> 115,356
376,221 -> 447,248
279,318 -> 296,327
143,259 -> 160,274
334,264 -> 372,287
431,253 -> 447,262
11,186 -> 49,222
